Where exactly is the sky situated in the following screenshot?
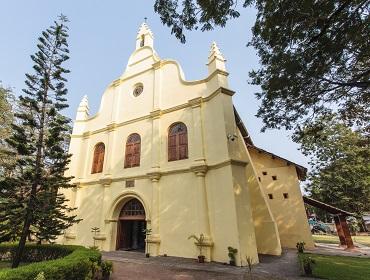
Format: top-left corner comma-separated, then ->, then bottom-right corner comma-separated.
0,0 -> 309,168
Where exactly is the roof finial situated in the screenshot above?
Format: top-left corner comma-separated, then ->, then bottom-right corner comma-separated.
207,41 -> 227,73
76,95 -> 89,120
144,17 -> 147,23
208,41 -> 225,61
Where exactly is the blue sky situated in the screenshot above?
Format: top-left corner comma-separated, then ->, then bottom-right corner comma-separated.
0,0 -> 308,167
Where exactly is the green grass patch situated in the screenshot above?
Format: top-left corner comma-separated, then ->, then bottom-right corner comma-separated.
353,236 -> 370,247
0,262 -> 11,270
312,235 -> 340,244
300,253 -> 370,280
313,234 -> 370,247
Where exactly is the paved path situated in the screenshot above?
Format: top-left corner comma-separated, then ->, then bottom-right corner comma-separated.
103,250 -> 317,280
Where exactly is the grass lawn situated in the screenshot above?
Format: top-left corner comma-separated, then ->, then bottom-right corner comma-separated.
0,261 -> 12,269
313,234 -> 370,246
301,253 -> 370,280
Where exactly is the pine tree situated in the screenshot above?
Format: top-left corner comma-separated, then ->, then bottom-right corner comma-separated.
0,85 -> 15,179
0,15 -> 80,268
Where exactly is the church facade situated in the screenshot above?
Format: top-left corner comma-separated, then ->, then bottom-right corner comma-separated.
61,23 -> 314,266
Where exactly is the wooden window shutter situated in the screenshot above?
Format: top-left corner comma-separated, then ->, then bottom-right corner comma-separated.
92,143 -> 105,174
125,133 -> 141,168
168,123 -> 188,161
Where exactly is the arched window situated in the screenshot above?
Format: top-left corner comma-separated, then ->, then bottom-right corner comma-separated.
119,198 -> 145,219
168,122 -> 188,161
125,133 -> 141,168
91,143 -> 105,174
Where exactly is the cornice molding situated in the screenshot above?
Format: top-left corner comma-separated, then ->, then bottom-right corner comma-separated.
75,158 -> 248,186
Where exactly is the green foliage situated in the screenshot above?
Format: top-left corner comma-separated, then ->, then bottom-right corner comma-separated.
294,114 -> 370,219
154,0 -> 241,43
247,0 -> 369,132
34,272 -> 45,280
0,244 -> 101,280
299,254 -> 316,276
347,217 -> 361,234
0,85 -> 15,180
227,246 -> 237,264
299,253 -> 370,280
0,15 -> 80,267
154,0 -> 369,135
296,241 -> 305,253
101,260 -> 113,275
188,233 -> 206,256
0,244 -> 75,262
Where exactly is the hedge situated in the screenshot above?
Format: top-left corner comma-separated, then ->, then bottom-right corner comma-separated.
0,244 -> 101,280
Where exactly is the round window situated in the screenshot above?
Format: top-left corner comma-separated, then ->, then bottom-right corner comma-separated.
133,85 -> 143,97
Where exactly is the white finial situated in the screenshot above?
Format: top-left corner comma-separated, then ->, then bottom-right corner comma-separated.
76,95 -> 89,120
79,95 -> 89,108
137,22 -> 154,39
208,41 -> 225,62
136,22 -> 154,49
207,41 -> 226,73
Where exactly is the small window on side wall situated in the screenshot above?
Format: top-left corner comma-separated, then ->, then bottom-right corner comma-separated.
272,175 -> 277,180
262,171 -> 267,175
283,193 -> 289,199
91,142 -> 105,174
268,193 -> 273,200
168,122 -> 188,161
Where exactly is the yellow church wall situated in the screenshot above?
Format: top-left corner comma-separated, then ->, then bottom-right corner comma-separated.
231,129 -> 282,256
230,164 -> 260,264
202,94 -> 231,164
248,149 -> 314,249
157,172 -> 201,258
206,166 -> 255,265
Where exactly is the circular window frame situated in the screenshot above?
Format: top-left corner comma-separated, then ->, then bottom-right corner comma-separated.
132,84 -> 143,97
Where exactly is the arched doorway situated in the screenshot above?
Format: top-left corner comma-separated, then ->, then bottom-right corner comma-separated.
116,198 -> 146,251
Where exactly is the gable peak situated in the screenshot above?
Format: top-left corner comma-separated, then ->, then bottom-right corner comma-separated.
137,22 -> 154,38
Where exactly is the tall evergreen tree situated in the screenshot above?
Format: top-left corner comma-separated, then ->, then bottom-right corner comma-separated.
0,15 -> 79,268
0,85 -> 15,179
0,85 -> 19,243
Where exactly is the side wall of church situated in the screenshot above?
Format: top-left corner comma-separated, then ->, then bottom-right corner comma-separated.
248,149 -> 315,249
231,129 -> 282,256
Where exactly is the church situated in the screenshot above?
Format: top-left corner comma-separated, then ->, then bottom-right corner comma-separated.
61,23 -> 314,266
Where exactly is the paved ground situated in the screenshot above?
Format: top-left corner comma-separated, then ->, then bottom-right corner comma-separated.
103,250 -> 317,280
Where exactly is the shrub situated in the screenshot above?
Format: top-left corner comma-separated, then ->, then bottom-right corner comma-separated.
296,241 -> 305,253
299,254 -> 316,276
0,243 -> 76,262
227,246 -> 238,266
0,244 -> 101,280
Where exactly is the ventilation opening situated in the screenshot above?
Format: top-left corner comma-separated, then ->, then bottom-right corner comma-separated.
283,193 -> 289,199
140,35 -> 145,47
268,194 -> 273,200
262,171 -> 267,175
272,175 -> 277,180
